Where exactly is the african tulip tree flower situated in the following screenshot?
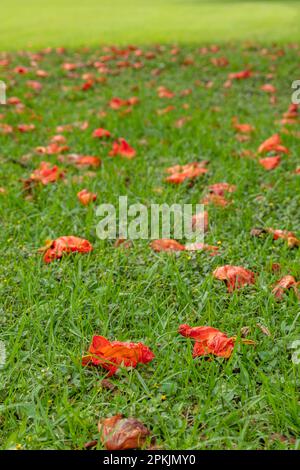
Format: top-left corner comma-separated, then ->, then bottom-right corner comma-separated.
40,236 -> 93,263
258,134 -> 289,154
98,415 -> 150,450
109,138 -> 136,159
164,162 -> 208,184
259,156 -> 281,170
82,335 -> 155,376
272,275 -> 300,300
92,127 -> 111,139
213,265 -> 255,292
77,189 -> 97,205
29,161 -> 65,185
179,324 -> 255,359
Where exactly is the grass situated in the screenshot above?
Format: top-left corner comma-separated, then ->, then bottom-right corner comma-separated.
0,43 -> 300,450
1,0 -> 300,50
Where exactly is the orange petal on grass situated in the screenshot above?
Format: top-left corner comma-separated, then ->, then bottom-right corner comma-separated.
77,189 -> 97,205
260,84 -> 276,93
213,265 -> 255,292
150,239 -> 185,252
201,193 -> 228,207
207,182 -> 237,196
272,275 -> 300,300
192,210 -> 208,232
42,236 -> 93,263
109,138 -> 136,159
179,324 -> 254,359
232,117 -> 254,134
258,133 -> 289,154
228,70 -> 252,80
164,162 -> 208,184
98,415 -> 150,450
92,128 -> 111,139
259,156 -> 281,170
29,162 -> 65,185
82,335 -> 154,376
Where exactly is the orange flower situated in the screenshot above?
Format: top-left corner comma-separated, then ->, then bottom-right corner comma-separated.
77,189 -> 97,205
260,84 -> 276,93
165,162 -> 208,184
272,275 -> 299,300
157,86 -> 174,98
82,335 -> 154,376
192,210 -> 208,232
29,162 -> 65,185
98,415 -> 150,450
213,265 -> 255,292
36,143 -> 69,155
259,156 -> 281,170
150,239 -> 185,252
232,117 -> 254,134
201,193 -> 228,207
109,138 -> 136,159
208,182 -> 236,196
179,324 -> 244,359
71,155 -> 101,168
92,128 -> 111,139
41,236 -> 93,263
258,134 -> 289,154
228,70 -> 252,80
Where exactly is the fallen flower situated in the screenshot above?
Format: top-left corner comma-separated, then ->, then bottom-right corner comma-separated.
179,324 -> 254,359
232,117 -> 254,134
165,162 -> 208,184
228,70 -> 252,80
40,236 -> 93,263
258,134 -> 289,154
77,189 -> 97,205
109,138 -> 136,159
272,275 -> 300,300
98,415 -> 150,450
92,128 -> 111,139
82,335 -> 154,376
213,265 -> 255,292
208,183 -> 236,196
28,161 -> 65,185
150,239 -> 185,252
259,156 -> 281,170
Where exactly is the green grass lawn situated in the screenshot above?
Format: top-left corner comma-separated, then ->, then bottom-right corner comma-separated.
1,0 -> 300,50
0,43 -> 299,449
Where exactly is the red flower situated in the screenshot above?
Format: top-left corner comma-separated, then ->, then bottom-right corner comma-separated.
150,239 -> 185,252
82,335 -> 154,376
73,155 -> 101,168
77,189 -> 97,205
201,193 -> 228,207
208,183 -> 236,196
157,86 -> 174,98
260,84 -> 276,93
165,162 -> 208,184
41,236 -> 93,263
30,162 -> 65,185
259,156 -> 281,170
17,124 -> 35,133
98,415 -> 150,450
232,117 -> 254,134
213,265 -> 255,292
272,275 -> 299,300
36,143 -> 69,155
92,128 -> 111,139
258,134 -> 289,154
179,325 -> 235,359
228,70 -> 252,80
109,138 -> 136,159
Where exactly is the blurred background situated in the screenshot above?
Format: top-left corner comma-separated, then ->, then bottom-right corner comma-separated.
1,0 -> 300,50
